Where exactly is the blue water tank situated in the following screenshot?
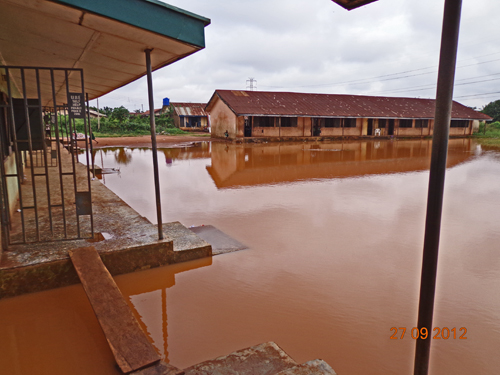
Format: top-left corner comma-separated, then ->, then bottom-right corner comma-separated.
163,97 -> 170,106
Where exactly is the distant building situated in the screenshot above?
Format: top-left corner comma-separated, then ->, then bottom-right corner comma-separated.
87,109 -> 106,118
142,108 -> 162,117
205,90 -> 491,140
169,102 -> 208,129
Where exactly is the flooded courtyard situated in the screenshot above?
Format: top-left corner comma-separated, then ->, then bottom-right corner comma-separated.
1,139 -> 500,374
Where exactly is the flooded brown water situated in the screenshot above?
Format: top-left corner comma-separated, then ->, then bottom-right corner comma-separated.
2,139 -> 500,374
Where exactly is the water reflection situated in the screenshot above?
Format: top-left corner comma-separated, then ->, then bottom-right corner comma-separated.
0,256 -> 212,374
120,258 -> 213,362
21,139 -> 500,375
207,139 -> 473,188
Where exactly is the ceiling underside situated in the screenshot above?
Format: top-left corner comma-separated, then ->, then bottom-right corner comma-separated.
0,0 -> 209,105
331,0 -> 379,10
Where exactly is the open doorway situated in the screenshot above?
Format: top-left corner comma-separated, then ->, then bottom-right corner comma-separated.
367,119 -> 373,136
388,119 -> 395,135
244,117 -> 252,137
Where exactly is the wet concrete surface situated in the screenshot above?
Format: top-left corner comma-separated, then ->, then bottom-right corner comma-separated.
2,139 -> 500,375
183,342 -> 297,375
0,144 -> 212,298
190,225 -> 248,255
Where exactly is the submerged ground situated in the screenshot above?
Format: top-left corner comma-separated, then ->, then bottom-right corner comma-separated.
1,138 -> 499,375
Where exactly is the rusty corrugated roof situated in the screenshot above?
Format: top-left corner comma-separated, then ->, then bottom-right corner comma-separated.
209,90 -> 491,120
170,102 -> 208,117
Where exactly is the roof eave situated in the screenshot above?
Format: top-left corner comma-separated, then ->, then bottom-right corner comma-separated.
51,0 -> 210,48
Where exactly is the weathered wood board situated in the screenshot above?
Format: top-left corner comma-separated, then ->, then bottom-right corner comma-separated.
69,246 -> 160,373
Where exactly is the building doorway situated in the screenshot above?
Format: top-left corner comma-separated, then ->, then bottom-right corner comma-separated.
388,119 -> 395,136
312,118 -> 321,136
367,119 -> 373,136
244,117 -> 252,137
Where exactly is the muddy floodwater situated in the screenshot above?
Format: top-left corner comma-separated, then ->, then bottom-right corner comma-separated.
2,139 -> 500,375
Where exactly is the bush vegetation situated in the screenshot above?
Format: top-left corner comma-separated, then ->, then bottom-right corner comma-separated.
58,105 -> 189,137
475,121 -> 500,137
474,121 -> 500,147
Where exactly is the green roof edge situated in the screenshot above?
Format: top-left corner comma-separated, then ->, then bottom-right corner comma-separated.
51,0 -> 210,48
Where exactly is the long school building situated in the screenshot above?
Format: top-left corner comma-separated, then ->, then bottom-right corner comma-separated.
206,90 -> 491,140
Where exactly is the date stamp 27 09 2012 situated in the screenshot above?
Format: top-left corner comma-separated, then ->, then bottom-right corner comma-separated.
390,327 -> 467,340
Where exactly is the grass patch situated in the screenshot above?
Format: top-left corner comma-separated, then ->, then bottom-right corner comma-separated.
473,122 -> 500,149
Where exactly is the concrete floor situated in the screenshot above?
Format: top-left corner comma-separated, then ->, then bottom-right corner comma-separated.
0,143 -> 212,299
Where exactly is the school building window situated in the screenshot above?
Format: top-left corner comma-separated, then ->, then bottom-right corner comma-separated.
399,119 -> 413,128
415,119 -> 429,128
321,118 -> 342,128
254,116 -> 276,127
343,118 -> 357,128
280,117 -> 297,127
450,120 -> 469,128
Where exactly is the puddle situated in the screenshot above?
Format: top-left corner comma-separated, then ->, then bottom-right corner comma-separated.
2,139 -> 500,375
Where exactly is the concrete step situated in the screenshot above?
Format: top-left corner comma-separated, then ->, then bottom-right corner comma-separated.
275,359 -> 337,375
163,221 -> 212,263
183,342 -> 297,375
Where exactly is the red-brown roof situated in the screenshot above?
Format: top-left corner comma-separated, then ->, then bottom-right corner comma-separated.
142,108 -> 162,115
207,90 -> 491,120
170,102 -> 208,117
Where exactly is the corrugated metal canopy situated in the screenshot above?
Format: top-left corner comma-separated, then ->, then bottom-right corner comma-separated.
171,102 -> 208,117
331,0 -> 379,10
0,0 -> 210,104
208,90 -> 491,121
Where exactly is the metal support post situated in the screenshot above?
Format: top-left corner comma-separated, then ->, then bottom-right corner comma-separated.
414,0 -> 462,374
145,49 -> 163,240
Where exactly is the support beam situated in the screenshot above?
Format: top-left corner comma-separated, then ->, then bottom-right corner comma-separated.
145,49 -> 163,240
414,0 -> 462,374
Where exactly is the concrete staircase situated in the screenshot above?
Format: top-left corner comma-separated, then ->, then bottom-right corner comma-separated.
181,342 -> 336,375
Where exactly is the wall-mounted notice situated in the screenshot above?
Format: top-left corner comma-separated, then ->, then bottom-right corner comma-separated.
68,92 -> 85,119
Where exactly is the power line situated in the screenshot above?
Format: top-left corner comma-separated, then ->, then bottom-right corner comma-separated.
455,90 -> 500,99
375,72 -> 500,96
260,52 -> 500,91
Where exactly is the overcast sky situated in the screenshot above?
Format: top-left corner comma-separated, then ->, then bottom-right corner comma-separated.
94,0 -> 500,112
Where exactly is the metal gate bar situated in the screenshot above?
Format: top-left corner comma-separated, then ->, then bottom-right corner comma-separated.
36,69 -> 54,235
4,66 -> 27,243
0,65 -> 93,244
20,68 -> 40,241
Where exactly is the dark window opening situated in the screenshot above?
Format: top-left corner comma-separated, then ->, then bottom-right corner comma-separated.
378,119 -> 387,128
344,118 -> 357,128
415,119 -> 429,128
399,119 -> 413,128
450,120 -> 469,128
254,116 -> 276,127
322,118 -> 342,128
280,117 -> 297,127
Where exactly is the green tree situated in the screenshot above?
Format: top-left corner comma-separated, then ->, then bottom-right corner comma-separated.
481,99 -> 500,122
111,106 -> 130,123
101,106 -> 114,117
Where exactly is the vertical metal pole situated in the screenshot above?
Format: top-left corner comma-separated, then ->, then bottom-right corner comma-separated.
65,71 -> 81,238
145,49 -> 163,240
51,69 -> 68,238
81,76 -> 94,239
86,93 -> 96,179
36,69 -> 54,235
414,1 -> 462,374
20,69 -> 40,241
5,67 -> 27,243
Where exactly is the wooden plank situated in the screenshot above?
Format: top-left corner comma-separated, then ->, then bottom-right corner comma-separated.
69,246 -> 160,373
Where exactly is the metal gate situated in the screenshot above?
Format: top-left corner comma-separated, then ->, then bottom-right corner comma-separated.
0,66 -> 93,245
